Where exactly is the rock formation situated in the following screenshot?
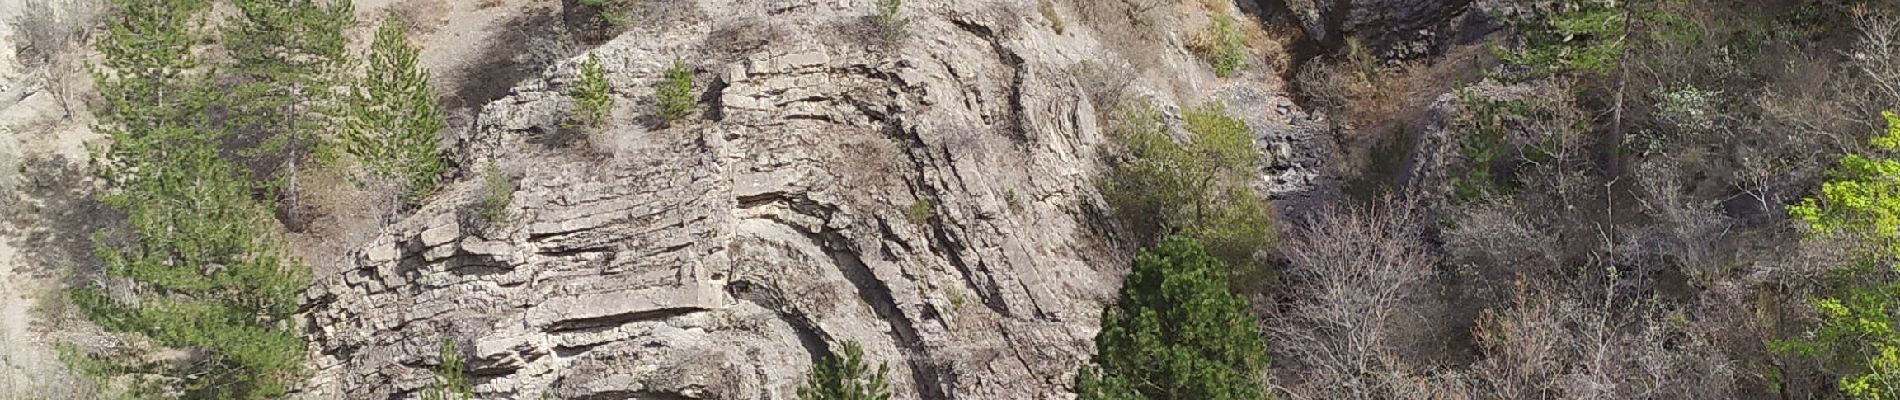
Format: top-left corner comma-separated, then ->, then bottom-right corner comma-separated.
300,1 -> 1323,398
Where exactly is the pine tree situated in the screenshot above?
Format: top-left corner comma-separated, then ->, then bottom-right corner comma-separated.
341,12 -> 447,204
89,0 -> 212,182
1074,236 -> 1270,400
421,339 -> 473,400
569,52 -> 614,131
222,0 -> 353,207
798,342 -> 892,400
656,59 -> 696,125
76,1 -> 311,398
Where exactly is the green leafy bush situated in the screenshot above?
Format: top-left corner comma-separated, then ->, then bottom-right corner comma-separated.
1074,236 -> 1271,400
1101,100 -> 1273,282
908,197 -> 933,226
577,0 -> 632,27
657,59 -> 696,125
341,13 -> 447,203
570,53 -> 614,131
1785,112 -> 1900,399
1039,0 -> 1064,35
798,342 -> 892,400
876,0 -> 904,33
1192,15 -> 1247,77
1497,0 -> 1625,78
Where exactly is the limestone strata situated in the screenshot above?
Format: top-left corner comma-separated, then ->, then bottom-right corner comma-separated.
301,1 -> 1322,398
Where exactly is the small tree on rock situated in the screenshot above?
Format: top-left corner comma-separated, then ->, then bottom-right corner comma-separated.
569,52 -> 614,132
1074,236 -> 1271,400
341,12 -> 446,205
798,342 -> 892,400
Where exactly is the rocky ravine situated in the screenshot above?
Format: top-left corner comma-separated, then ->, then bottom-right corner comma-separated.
301,0 -> 1325,399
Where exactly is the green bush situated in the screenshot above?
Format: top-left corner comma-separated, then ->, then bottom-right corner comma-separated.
1074,236 -> 1271,400
477,164 -> 516,229
1101,100 -> 1273,283
1784,112 -> 1900,400
908,197 -> 933,226
1193,15 -> 1247,77
1040,0 -> 1065,35
798,342 -> 892,400
422,339 -> 472,400
657,59 -> 696,125
1497,0 -> 1625,78
341,13 -> 447,204
570,53 -> 614,131
577,0 -> 631,27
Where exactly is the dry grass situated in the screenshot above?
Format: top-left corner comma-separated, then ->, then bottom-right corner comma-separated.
288,162 -> 399,276
8,0 -> 103,116
393,0 -> 449,36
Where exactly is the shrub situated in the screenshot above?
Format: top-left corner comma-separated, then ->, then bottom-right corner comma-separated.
578,0 -> 632,28
8,0 -> 102,113
1074,236 -> 1270,400
1101,100 -> 1273,283
422,339 -> 472,400
569,53 -> 614,131
1039,0 -> 1064,35
1191,15 -> 1247,77
477,164 -> 515,229
908,197 -> 933,226
1785,112 -> 1900,400
865,0 -> 905,45
657,59 -> 697,125
798,342 -> 893,400
908,196 -> 931,224
341,13 -> 447,204
1496,0 -> 1625,78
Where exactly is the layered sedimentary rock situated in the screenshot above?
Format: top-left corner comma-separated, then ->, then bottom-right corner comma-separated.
300,1 -> 1324,398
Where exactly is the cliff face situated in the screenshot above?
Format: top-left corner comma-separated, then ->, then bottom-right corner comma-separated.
300,1 -> 1324,399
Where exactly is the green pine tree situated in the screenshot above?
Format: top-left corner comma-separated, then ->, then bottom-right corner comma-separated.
656,59 -> 696,125
75,1 -> 311,398
421,339 -> 473,400
798,342 -> 892,400
1074,236 -> 1271,400
341,12 -> 447,204
222,0 -> 354,204
569,52 -> 614,131
88,0 -> 213,182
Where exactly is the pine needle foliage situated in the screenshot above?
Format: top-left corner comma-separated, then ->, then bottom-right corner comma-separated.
341,13 -> 447,204
222,0 -> 353,195
1074,236 -> 1270,400
798,342 -> 892,400
657,59 -> 696,125
569,53 -> 614,131
76,1 -> 310,398
421,339 -> 473,400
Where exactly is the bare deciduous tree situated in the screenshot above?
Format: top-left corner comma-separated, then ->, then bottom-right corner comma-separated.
1274,199 -> 1437,400
1470,280 -> 1738,400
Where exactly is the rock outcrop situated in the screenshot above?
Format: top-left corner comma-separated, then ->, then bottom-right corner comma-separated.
1280,0 -> 1499,60
300,1 -> 1323,398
